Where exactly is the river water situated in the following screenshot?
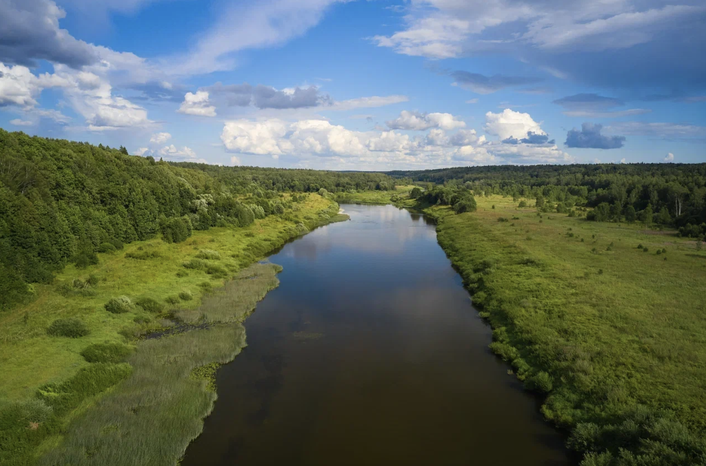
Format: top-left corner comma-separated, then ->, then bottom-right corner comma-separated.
182,204 -> 569,466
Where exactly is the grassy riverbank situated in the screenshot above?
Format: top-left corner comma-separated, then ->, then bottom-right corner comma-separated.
0,193 -> 346,465
426,196 -> 706,465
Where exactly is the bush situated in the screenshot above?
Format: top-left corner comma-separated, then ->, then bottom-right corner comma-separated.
81,343 -> 133,363
518,200 -> 527,208
0,399 -> 53,429
176,270 -> 189,278
135,297 -> 164,313
196,249 -> 221,260
36,363 -> 132,416
183,258 -> 206,270
104,296 -> 133,314
97,242 -> 117,253
160,216 -> 193,244
206,264 -> 228,278
165,295 -> 181,305
47,318 -> 90,338
125,250 -> 161,260
178,290 -> 193,301
525,371 -> 553,393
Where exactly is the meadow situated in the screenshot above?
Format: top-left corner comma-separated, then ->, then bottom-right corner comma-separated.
425,195 -> 706,465
0,193 -> 347,465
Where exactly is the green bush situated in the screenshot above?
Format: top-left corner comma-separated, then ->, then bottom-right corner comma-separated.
135,297 -> 164,313
0,399 -> 53,429
46,318 -> 90,338
81,343 -> 133,363
206,264 -> 228,278
97,242 -> 117,253
36,363 -> 132,416
104,296 -> 133,314
525,371 -> 553,393
178,290 -> 193,301
165,295 -> 181,305
125,250 -> 161,260
183,258 -> 207,270
160,216 -> 193,243
196,249 -> 221,260
176,269 -> 189,278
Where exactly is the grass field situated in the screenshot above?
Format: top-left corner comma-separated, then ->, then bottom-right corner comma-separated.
426,195 -> 706,464
0,193 -> 346,465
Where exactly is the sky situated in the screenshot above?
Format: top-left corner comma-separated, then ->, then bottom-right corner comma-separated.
0,0 -> 705,170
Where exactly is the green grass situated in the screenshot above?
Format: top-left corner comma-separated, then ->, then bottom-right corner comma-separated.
0,194 -> 347,465
424,195 -> 706,464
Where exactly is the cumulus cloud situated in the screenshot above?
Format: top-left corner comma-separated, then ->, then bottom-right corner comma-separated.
451,71 -> 541,95
50,64 -> 152,131
156,144 -> 206,163
386,110 -> 465,131
150,132 -> 171,144
484,109 -> 545,141
502,131 -> 554,145
135,147 -> 149,156
203,83 -> 332,109
565,123 -> 625,149
0,0 -> 98,68
178,91 -> 217,117
0,63 -> 68,108
553,93 -> 651,118
664,153 -> 675,162
220,117 -> 571,169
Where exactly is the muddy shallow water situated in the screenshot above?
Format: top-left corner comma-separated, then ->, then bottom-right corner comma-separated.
182,204 -> 569,466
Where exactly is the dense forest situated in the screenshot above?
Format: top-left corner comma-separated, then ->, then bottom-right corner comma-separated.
0,129 -> 395,312
391,164 -> 706,239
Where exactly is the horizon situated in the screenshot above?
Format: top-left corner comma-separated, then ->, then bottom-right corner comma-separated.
1,0 -> 705,170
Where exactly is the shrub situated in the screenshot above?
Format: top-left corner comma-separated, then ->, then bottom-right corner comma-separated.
135,297 -> 164,313
104,296 -> 133,314
178,290 -> 193,301
86,274 -> 100,286
47,318 -> 90,338
643,247 -> 649,253
97,242 -> 117,253
81,343 -> 133,363
525,371 -> 553,393
0,399 -> 53,429
125,250 -> 161,260
183,258 -> 206,270
160,216 -> 193,243
196,249 -> 221,260
518,200 -> 527,208
36,363 -> 132,416
165,295 -> 181,305
176,270 -> 189,278
206,264 -> 228,278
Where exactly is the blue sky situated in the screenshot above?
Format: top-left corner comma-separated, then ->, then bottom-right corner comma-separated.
1,0 -> 704,169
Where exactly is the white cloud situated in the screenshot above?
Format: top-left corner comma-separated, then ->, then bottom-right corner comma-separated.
606,122 -> 706,140
157,144 -> 206,162
327,95 -> 409,111
10,119 -> 33,126
135,147 -> 150,156
620,158 -> 627,164
484,109 -> 545,141
230,156 -> 242,166
386,110 -> 465,131
150,132 -> 172,144
0,62 -> 67,108
220,116 -> 571,169
163,0 -> 347,76
178,91 -> 216,117
664,152 -> 675,162
466,98 -> 478,104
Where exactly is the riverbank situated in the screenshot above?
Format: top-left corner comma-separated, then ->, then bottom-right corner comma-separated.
425,196 -> 706,464
337,189 -> 706,464
0,194 -> 347,465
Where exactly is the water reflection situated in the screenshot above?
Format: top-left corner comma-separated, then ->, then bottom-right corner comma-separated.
182,205 -> 569,466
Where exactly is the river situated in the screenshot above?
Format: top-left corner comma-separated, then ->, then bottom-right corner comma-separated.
182,204 -> 569,466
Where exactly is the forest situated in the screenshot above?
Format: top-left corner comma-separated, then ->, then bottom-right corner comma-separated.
390,164 -> 706,239
0,129 -> 394,312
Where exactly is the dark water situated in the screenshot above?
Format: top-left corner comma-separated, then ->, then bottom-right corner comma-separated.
182,205 -> 569,466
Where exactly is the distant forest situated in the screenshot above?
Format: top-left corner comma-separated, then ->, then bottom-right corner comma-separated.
390,164 -> 706,239
0,129 -> 394,311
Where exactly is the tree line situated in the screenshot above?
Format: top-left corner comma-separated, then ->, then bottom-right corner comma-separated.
0,129 -> 395,311
390,164 -> 706,239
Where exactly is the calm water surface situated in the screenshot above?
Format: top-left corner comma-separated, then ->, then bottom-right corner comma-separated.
182,205 -> 569,466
